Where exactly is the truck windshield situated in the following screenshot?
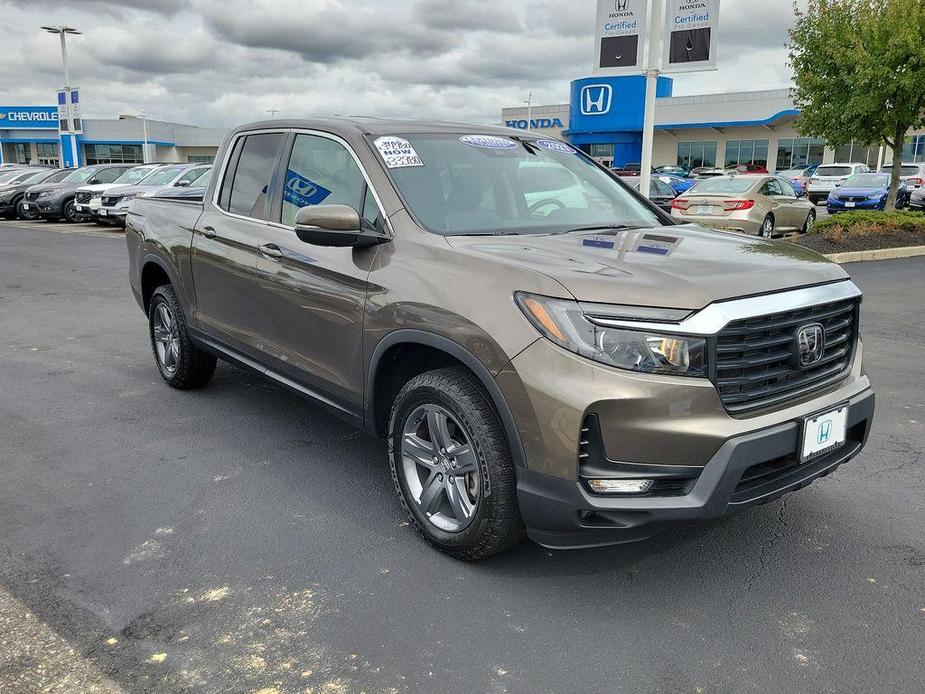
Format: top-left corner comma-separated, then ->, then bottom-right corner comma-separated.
114,167 -> 156,184
375,134 -> 662,235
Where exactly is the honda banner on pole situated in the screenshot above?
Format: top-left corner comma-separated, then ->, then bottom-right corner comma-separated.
593,0 -> 649,76
661,0 -> 719,74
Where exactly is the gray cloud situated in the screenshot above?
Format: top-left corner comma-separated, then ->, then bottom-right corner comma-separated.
0,0 -> 800,128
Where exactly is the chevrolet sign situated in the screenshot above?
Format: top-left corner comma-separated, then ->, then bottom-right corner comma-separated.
0,106 -> 59,129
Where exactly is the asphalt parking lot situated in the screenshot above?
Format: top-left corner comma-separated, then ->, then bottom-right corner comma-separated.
0,220 -> 922,694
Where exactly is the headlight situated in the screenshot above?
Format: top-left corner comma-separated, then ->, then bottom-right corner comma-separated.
115,194 -> 136,206
515,292 -> 707,377
869,193 -> 885,200
38,188 -> 60,197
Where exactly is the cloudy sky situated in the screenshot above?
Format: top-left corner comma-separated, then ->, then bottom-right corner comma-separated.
1,0 -> 800,127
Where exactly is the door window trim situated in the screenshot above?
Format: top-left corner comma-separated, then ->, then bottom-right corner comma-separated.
211,128 -> 288,225
266,128 -> 394,237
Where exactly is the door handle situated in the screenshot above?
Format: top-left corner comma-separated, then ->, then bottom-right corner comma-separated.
259,244 -> 284,259
200,225 -> 216,239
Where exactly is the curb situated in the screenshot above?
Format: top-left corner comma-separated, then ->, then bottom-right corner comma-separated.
824,245 -> 925,264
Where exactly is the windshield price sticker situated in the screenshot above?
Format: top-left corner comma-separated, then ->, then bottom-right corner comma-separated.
535,139 -> 576,155
374,137 -> 424,168
459,135 -> 519,150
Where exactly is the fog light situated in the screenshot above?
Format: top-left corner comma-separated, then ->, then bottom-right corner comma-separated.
587,479 -> 653,494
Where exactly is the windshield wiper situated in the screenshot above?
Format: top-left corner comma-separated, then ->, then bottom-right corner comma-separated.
456,230 -> 522,236
552,224 -> 641,235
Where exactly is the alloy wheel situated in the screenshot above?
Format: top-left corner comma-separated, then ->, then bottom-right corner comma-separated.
803,210 -> 816,234
63,200 -> 78,223
152,303 -> 181,376
400,404 -> 480,532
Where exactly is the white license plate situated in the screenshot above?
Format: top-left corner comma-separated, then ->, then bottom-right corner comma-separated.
75,204 -> 85,211
696,205 -> 713,215
22,203 -> 30,209
845,201 -> 855,208
801,405 -> 848,462
99,209 -> 107,216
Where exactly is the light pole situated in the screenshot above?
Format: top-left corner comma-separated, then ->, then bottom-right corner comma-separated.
523,91 -> 532,131
41,25 -> 81,167
140,110 -> 149,163
266,109 -> 280,119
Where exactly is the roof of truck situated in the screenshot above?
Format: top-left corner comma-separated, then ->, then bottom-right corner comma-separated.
231,117 -> 517,138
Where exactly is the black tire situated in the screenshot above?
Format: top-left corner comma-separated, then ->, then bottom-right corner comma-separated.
388,367 -> 524,560
62,198 -> 79,224
759,214 -> 775,238
802,208 -> 816,234
15,197 -> 36,220
148,284 -> 216,389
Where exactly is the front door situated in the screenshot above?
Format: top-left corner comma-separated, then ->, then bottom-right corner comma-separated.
251,132 -> 386,409
191,131 -> 286,354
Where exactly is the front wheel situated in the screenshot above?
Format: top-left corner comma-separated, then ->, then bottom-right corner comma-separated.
388,367 -> 524,560
148,284 -> 216,389
802,209 -> 816,234
16,198 -> 37,220
62,198 -> 79,224
759,214 -> 775,238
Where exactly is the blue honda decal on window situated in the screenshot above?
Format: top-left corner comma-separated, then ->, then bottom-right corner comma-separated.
283,169 -> 331,209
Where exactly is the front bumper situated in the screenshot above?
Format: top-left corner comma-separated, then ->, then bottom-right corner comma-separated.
518,388 -> 874,549
827,199 -> 884,212
33,195 -> 66,216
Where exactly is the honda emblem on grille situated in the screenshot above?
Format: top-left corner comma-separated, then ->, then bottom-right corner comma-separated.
794,322 -> 825,368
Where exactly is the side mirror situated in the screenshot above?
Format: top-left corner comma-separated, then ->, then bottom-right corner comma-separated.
88,177 -> 101,185
834,181 -> 842,187
176,179 -> 192,187
294,204 -> 387,248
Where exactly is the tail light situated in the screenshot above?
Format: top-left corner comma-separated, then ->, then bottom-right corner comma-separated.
809,177 -> 819,183
671,198 -> 690,210
910,177 -> 924,185
723,199 -> 755,211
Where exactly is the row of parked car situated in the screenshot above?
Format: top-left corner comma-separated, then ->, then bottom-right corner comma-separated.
0,161 -> 211,226
616,160 -> 925,229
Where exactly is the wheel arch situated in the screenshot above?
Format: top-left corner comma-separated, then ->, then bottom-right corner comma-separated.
365,330 -> 527,469
140,254 -> 181,314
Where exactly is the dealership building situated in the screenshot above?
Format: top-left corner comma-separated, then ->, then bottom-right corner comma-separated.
502,75 -> 925,171
0,105 -> 224,167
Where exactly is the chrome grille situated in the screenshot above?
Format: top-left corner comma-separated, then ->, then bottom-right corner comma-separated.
75,191 -> 93,204
713,297 -> 858,414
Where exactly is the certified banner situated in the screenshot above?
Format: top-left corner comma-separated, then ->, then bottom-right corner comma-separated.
661,0 -> 719,74
593,0 -> 648,76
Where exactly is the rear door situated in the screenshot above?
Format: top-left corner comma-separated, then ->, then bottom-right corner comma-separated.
248,130 -> 387,409
761,177 -> 798,229
191,130 -> 287,354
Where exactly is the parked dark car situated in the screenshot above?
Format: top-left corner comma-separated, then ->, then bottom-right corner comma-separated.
25,164 -> 134,223
629,177 -> 677,212
826,173 -> 908,213
654,164 -> 691,177
0,168 -> 64,219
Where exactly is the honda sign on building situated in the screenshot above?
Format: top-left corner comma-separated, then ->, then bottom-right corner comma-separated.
593,0 -> 648,75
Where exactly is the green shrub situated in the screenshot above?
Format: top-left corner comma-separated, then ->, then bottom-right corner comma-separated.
812,210 -> 925,242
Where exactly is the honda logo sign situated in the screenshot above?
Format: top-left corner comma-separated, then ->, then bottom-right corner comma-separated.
580,84 -> 613,115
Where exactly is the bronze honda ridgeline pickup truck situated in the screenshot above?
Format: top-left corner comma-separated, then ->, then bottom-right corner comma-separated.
127,119 -> 874,560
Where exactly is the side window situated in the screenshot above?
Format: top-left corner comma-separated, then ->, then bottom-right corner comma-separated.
280,134 -> 367,226
177,168 -> 204,186
97,167 -> 124,183
653,180 -> 673,196
222,133 -> 285,219
777,178 -> 796,196
761,178 -> 783,196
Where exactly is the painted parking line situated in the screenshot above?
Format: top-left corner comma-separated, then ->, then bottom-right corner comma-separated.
0,219 -> 124,239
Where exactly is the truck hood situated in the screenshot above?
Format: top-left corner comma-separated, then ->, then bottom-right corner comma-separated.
77,182 -> 127,194
445,224 -> 848,310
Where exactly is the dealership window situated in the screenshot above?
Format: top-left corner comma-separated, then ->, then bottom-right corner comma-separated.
83,144 -> 143,165
36,143 -> 59,166
589,144 -> 613,159
833,141 -> 880,168
677,141 -> 717,169
724,139 -> 769,168
902,135 -> 925,163
13,142 -> 30,164
187,154 -> 215,163
776,137 -> 825,170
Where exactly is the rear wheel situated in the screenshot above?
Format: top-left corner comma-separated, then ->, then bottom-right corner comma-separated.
15,198 -> 37,220
760,214 -> 775,238
148,284 -> 216,389
802,209 -> 816,234
388,367 -> 524,560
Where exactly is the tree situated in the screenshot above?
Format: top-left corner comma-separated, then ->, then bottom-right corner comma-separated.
788,0 -> 925,210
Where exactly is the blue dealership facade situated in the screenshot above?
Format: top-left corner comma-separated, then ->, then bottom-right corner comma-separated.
502,75 -> 925,171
